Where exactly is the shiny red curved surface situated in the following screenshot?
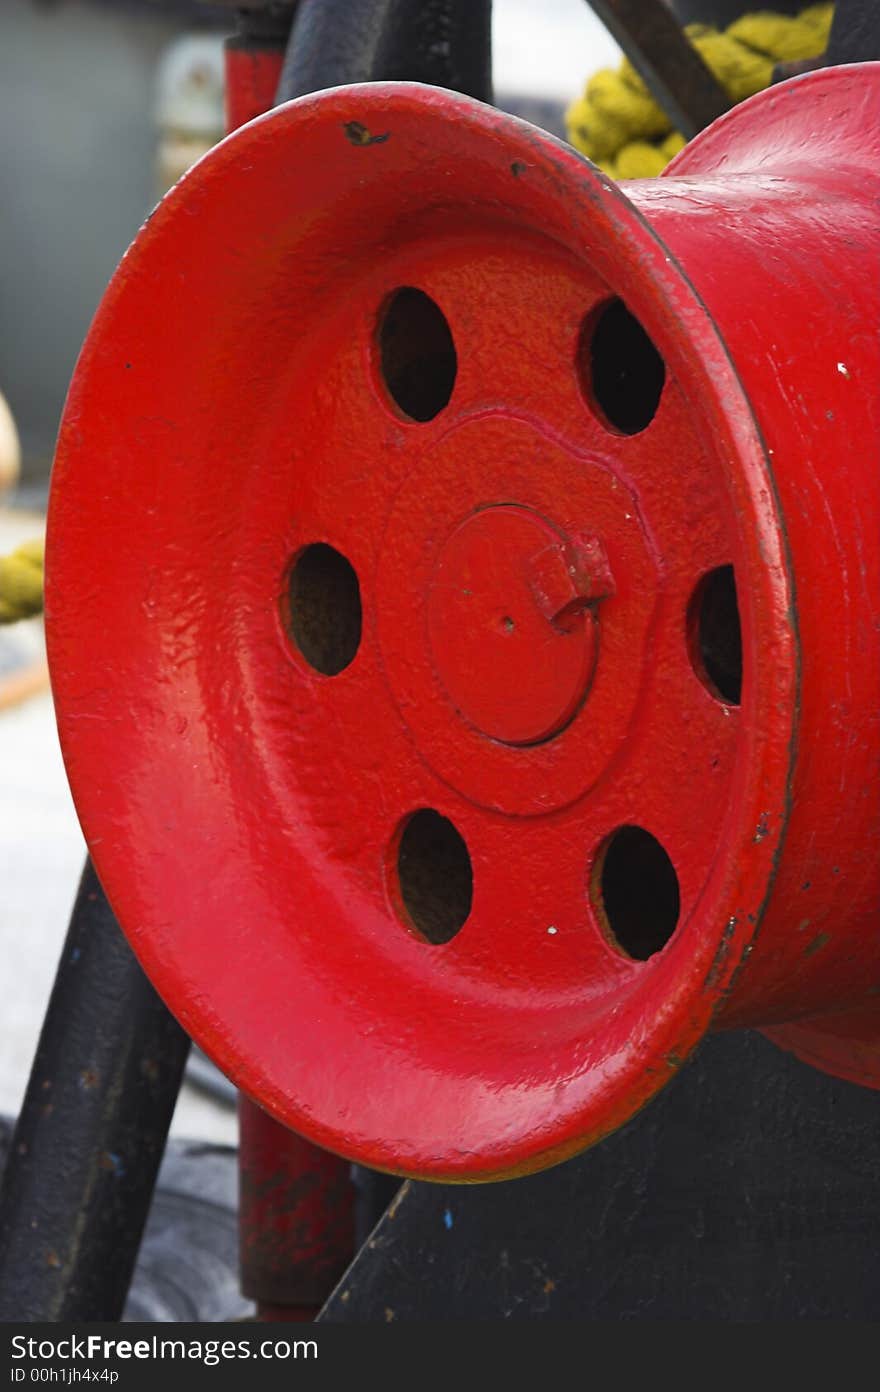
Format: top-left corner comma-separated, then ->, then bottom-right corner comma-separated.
46,70 -> 879,1178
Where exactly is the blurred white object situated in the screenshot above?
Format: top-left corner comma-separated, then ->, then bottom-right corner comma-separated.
0,392 -> 20,497
154,34 -> 226,194
493,0 -> 620,100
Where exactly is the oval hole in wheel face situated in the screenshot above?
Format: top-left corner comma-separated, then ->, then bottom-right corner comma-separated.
394,809 -> 473,944
377,288 -> 458,422
284,543 -> 362,676
578,297 -> 665,435
593,825 -> 681,961
688,564 -> 743,705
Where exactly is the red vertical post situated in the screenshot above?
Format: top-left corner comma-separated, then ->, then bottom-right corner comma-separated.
225,9 -> 356,1322
238,1097 -> 355,1321
224,17 -> 287,135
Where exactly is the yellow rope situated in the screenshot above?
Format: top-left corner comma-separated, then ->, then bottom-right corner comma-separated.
566,5 -> 834,179
0,538 -> 44,624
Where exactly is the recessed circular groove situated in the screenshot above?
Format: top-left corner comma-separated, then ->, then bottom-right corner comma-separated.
378,287 -> 457,422
395,809 -> 473,944
594,826 -> 681,961
285,542 -> 362,676
579,297 -> 666,434
689,563 -> 743,705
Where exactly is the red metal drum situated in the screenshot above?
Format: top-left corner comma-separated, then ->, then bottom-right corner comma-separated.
46,67 -> 880,1179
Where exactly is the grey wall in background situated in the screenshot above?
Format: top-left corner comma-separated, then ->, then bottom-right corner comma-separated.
0,0 -> 226,482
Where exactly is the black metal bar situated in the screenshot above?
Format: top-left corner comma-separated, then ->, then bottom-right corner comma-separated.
277,0 -> 493,106
585,0 -> 730,139
825,0 -> 880,64
0,861 -> 190,1322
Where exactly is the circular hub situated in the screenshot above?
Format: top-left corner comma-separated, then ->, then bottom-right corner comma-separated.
376,414 -> 654,815
46,83 -> 799,1178
427,504 -> 598,747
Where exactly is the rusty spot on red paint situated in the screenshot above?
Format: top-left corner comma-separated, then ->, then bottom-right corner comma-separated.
343,121 -> 389,147
803,930 -> 831,958
704,916 -> 737,991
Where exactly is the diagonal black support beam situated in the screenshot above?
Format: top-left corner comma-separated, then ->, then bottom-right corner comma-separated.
585,0 -> 730,138
0,861 -> 190,1322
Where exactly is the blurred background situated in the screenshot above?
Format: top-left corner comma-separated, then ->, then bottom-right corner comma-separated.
3,0 -> 620,493
0,0 -> 620,1143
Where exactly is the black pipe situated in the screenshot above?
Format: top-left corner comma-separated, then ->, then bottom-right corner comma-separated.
229,3 -> 297,50
277,0 -> 493,105
0,861 -> 190,1321
826,0 -> 880,64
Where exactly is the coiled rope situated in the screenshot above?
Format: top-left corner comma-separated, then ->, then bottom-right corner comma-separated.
0,538 -> 45,624
566,5 -> 833,179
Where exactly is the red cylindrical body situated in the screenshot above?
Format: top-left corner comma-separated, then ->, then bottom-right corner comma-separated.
624,70 -> 880,1055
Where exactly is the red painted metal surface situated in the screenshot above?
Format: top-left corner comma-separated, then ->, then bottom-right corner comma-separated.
46,68 -> 880,1179
238,1096 -> 354,1317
